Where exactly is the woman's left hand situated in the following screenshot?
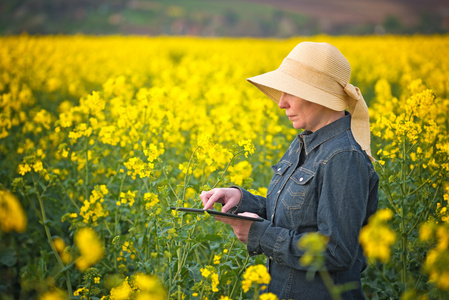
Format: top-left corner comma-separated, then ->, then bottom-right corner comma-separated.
214,212 -> 260,244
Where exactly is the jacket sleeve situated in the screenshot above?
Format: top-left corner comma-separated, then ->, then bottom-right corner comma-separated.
244,150 -> 378,272
229,186 -> 268,220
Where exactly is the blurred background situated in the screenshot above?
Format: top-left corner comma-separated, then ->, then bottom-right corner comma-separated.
1,0 -> 448,36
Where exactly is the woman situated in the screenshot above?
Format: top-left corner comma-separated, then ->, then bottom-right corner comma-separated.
200,42 -> 379,299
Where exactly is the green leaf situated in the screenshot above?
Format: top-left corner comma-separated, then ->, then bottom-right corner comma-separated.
0,247 -> 17,267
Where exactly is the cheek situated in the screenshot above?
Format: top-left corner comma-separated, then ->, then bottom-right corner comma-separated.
295,108 -> 307,120
291,103 -> 304,115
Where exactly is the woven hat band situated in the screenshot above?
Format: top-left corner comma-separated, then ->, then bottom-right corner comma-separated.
344,83 -> 374,161
278,58 -> 347,97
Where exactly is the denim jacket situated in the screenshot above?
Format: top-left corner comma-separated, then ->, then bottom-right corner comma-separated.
233,113 -> 379,299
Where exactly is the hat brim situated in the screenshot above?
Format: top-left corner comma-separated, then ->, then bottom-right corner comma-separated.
247,70 -> 348,111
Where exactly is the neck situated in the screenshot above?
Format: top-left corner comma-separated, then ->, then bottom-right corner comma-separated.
309,110 -> 345,132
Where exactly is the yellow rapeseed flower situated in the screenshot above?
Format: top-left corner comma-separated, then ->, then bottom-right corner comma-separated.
213,254 -> 221,265
133,273 -> 167,299
359,209 -> 396,263
110,277 -> 132,300
79,185 -> 109,225
144,192 -> 159,209
74,227 -> 104,271
119,190 -> 136,207
200,267 -> 211,278
52,237 -> 71,264
73,287 -> 86,297
211,272 -> 219,292
241,264 -> 271,293
40,290 -> 66,300
420,222 -> 435,241
228,161 -> 252,186
200,266 -> 220,293
18,163 -> 31,176
32,160 -> 43,172
238,139 -> 255,158
0,190 -> 27,233
259,293 -> 279,300
298,232 -> 329,267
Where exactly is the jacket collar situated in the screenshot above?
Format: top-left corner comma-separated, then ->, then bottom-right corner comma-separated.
298,111 -> 351,155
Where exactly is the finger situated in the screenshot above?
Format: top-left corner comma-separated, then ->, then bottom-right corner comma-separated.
213,216 -> 233,224
221,202 -> 235,213
214,216 -> 240,226
203,190 -> 223,210
201,189 -> 220,206
238,212 -> 260,218
221,188 -> 240,212
200,190 -> 212,205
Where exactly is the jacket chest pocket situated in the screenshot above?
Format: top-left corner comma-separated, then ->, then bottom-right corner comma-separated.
267,160 -> 292,196
280,168 -> 315,229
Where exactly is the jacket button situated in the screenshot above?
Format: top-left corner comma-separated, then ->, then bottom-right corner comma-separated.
277,190 -> 281,193
300,177 -> 304,182
277,168 -> 281,171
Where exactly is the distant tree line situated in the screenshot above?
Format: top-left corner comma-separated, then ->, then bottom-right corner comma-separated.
0,0 -> 447,36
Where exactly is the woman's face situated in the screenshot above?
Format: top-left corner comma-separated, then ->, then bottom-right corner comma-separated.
278,92 -> 334,132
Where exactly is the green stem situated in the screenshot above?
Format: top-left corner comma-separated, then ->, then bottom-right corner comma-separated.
106,163 -> 123,187
212,149 -> 245,189
253,285 -> 259,300
113,174 -> 126,269
407,170 -> 439,197
168,240 -> 173,293
178,146 -> 200,230
100,259 -> 114,271
57,181 -> 79,210
84,136 -> 89,201
171,221 -> 199,287
230,254 -> 250,298
406,184 -> 440,237
32,174 -> 73,297
128,246 -> 151,273
194,248 -> 201,264
177,247 -> 182,300
160,165 -> 180,203
181,146 -> 200,206
224,239 -> 236,264
319,270 -> 341,300
381,186 -> 401,216
198,280 -> 206,300
400,135 -> 408,285
416,184 -> 441,234
114,175 -> 126,234
103,219 -> 113,236
373,263 -> 398,297
378,165 -> 401,216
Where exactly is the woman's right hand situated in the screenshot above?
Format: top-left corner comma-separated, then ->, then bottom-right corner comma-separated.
200,188 -> 242,213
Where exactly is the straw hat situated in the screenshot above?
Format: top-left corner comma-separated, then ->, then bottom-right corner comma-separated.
247,42 -> 373,161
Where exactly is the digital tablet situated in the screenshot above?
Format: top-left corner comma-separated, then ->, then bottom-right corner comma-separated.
170,207 -> 265,222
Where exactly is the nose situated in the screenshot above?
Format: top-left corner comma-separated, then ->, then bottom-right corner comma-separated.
278,92 -> 289,109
